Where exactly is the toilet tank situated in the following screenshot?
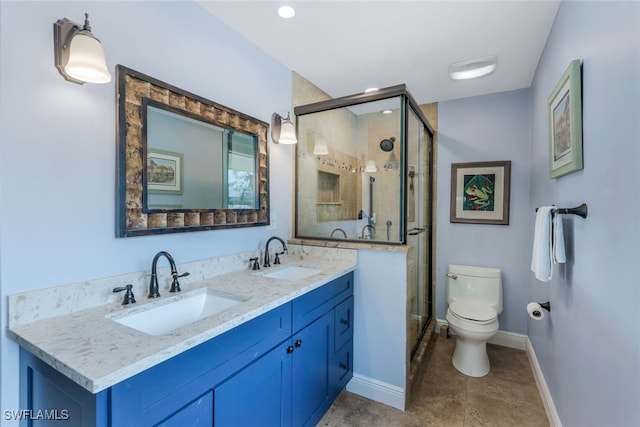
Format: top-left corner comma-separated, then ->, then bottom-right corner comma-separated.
447,264 -> 503,314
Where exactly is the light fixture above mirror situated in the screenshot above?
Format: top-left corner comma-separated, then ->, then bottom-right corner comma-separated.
53,13 -> 111,84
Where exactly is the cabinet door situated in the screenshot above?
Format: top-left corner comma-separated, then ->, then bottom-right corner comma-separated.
292,310 -> 333,427
214,342 -> 291,427
156,392 -> 213,427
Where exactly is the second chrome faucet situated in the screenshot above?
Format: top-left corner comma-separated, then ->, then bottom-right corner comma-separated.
149,251 -> 190,298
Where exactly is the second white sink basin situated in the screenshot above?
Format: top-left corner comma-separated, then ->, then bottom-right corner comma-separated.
109,289 -> 246,336
261,265 -> 321,281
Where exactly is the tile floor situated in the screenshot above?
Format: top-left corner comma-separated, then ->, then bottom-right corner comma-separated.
318,334 -> 549,427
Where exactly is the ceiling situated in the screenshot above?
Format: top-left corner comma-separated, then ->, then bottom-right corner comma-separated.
199,1 -> 561,105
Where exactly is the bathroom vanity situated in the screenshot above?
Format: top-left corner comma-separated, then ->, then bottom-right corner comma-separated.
9,252 -> 354,427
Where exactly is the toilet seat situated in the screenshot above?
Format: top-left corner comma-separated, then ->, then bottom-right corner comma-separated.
449,300 -> 497,325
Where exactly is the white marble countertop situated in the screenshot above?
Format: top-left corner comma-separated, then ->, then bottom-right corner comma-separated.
8,254 -> 356,394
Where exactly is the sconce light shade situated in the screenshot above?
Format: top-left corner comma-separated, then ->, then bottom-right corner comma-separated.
313,137 -> 329,155
271,112 -> 297,144
365,160 -> 378,173
54,14 -> 111,84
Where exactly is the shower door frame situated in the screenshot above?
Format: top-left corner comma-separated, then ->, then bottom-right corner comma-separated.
293,84 -> 434,246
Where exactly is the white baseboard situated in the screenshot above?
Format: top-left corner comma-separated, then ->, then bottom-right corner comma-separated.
346,373 -> 405,411
435,318 -> 527,350
527,338 -> 562,427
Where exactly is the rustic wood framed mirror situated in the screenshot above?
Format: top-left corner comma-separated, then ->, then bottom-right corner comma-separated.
116,65 -> 269,237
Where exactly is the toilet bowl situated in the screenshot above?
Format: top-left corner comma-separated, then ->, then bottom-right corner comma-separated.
446,265 -> 502,377
446,300 -> 499,377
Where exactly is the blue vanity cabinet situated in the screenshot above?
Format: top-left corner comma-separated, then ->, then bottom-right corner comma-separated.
212,311 -> 333,427
214,342 -> 292,426
213,271 -> 354,427
19,271 -> 354,427
290,271 -> 354,427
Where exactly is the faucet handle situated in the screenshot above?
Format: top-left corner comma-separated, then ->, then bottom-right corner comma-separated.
274,251 -> 285,265
249,257 -> 260,270
113,284 -> 136,305
169,272 -> 189,293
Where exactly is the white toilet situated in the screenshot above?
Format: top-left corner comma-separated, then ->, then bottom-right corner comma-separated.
446,264 -> 502,377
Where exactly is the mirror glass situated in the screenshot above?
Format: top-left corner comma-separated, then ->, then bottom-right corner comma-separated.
146,103 -> 258,210
116,65 -> 269,237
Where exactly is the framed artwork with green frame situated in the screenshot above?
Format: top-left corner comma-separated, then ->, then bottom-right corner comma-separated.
548,59 -> 583,179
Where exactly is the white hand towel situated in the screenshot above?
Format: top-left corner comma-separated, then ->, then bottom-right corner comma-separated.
531,206 -> 567,282
553,212 -> 566,264
531,206 -> 553,282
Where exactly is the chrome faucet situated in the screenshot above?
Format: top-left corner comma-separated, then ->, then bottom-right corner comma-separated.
330,228 -> 347,238
263,236 -> 287,267
361,224 -> 376,240
149,251 -> 190,298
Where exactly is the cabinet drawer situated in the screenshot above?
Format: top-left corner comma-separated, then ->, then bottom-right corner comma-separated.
293,271 -> 353,332
334,296 -> 354,352
330,338 -> 353,397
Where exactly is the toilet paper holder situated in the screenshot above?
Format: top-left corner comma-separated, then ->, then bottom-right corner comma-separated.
527,301 -> 551,320
537,301 -> 551,312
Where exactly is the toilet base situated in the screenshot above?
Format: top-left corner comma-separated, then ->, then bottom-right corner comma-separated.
451,336 -> 490,377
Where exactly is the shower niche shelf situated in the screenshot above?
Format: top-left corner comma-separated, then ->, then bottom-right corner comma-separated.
317,170 -> 341,204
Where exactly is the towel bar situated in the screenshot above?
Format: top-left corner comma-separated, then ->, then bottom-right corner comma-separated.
535,203 -> 587,218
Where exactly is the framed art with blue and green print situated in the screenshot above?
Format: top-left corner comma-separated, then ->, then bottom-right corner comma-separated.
450,160 -> 511,225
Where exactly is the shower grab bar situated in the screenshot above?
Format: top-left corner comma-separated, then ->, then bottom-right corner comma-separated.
535,203 -> 588,218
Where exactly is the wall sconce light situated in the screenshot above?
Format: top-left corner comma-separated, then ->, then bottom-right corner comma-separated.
271,112 -> 297,144
313,137 -> 329,155
54,13 -> 111,84
365,160 -> 378,173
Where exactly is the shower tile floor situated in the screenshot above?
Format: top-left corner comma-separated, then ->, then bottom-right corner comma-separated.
318,335 -> 549,427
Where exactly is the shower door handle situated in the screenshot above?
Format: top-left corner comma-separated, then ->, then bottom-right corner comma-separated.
408,227 -> 426,235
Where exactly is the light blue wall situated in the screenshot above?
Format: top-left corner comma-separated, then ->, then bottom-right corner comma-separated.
437,89 -> 533,335
529,1 -> 640,426
0,1 -> 292,417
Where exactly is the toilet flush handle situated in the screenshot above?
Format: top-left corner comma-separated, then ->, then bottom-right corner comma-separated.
446,273 -> 457,280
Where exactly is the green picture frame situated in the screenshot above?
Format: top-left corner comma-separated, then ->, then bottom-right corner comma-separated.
548,59 -> 583,179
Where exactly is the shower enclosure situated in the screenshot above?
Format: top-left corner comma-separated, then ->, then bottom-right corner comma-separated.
293,85 -> 434,358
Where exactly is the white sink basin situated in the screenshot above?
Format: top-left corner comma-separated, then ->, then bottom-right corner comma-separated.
109,289 -> 246,336
261,265 -> 322,281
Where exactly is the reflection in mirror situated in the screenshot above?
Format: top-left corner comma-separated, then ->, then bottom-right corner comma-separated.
116,65 -> 269,237
145,103 -> 258,210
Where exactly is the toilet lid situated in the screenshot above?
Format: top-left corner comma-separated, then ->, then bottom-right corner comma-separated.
450,300 -> 497,322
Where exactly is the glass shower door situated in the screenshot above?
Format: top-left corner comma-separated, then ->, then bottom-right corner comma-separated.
407,106 -> 432,358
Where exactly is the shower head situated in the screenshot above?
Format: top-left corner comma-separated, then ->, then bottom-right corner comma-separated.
380,137 -> 395,152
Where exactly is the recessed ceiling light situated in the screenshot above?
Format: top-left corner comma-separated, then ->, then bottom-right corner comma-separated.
364,87 -> 379,93
278,5 -> 296,19
382,110 -> 393,115
449,56 -> 497,80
